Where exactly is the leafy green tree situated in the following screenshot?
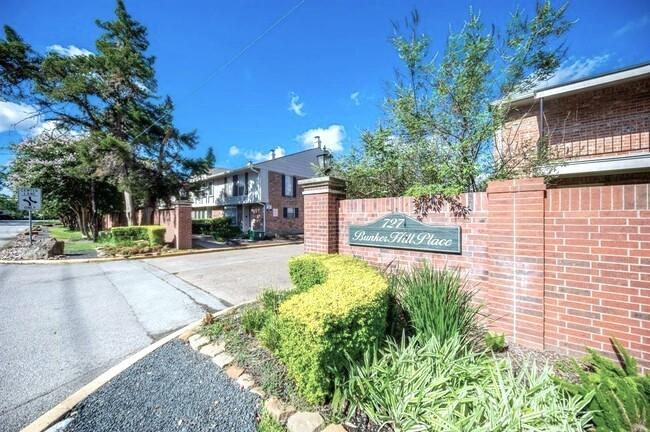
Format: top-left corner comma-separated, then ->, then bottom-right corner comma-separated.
205,146 -> 216,169
0,25 -> 39,100
334,2 -> 572,209
1,0 -> 202,226
9,131 -> 120,236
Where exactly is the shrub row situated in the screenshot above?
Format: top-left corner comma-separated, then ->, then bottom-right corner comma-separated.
273,254 -> 389,404
110,225 -> 166,246
191,217 -> 241,240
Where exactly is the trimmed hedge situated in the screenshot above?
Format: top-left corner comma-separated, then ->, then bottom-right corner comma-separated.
288,256 -> 328,292
110,225 -> 166,246
275,254 -> 389,404
191,217 -> 241,240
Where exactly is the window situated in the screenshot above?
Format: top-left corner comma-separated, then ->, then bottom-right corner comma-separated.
282,175 -> 296,197
283,207 -> 299,219
232,175 -> 246,196
224,206 -> 238,226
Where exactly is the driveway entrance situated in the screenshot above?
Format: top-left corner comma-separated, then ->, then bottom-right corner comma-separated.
144,243 -> 303,305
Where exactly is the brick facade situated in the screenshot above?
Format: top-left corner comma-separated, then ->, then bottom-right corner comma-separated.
301,177 -> 650,370
499,77 -> 650,168
263,170 -> 305,236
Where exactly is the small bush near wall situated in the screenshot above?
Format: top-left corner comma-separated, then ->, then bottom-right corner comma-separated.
274,254 -> 389,404
391,266 -> 482,347
559,338 -> 650,432
192,218 -> 213,235
110,225 -> 166,246
192,217 -> 241,241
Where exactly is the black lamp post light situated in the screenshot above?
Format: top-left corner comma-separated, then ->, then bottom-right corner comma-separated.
317,148 -> 332,175
315,136 -> 333,175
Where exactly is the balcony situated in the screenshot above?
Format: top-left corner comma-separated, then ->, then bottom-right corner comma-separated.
216,191 -> 261,206
546,130 -> 650,161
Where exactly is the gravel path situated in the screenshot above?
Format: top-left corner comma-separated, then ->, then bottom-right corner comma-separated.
61,340 -> 260,432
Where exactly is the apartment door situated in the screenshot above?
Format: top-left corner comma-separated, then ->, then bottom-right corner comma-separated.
241,205 -> 250,232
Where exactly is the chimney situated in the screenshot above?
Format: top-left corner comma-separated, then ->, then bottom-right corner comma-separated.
315,135 -> 322,149
270,149 -> 276,159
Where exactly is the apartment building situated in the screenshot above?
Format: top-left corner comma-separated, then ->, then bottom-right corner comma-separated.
190,147 -> 321,236
497,62 -> 650,186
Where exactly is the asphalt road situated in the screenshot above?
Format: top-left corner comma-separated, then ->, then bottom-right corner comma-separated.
0,260 -> 226,432
0,220 -> 29,248
145,244 -> 303,305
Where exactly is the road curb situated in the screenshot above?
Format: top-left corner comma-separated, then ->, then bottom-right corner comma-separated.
0,240 -> 303,265
21,300 -> 256,432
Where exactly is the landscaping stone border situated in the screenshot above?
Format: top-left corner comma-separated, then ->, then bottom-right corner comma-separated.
182,321 -> 344,432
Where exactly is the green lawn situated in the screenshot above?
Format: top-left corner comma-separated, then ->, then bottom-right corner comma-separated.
49,227 -> 97,254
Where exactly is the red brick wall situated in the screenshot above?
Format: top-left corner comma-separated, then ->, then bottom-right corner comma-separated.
304,178 -> 650,369
102,202 -> 193,249
545,184 -> 650,366
500,77 -> 650,164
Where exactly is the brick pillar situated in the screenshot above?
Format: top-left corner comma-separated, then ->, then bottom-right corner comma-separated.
486,177 -> 546,350
298,176 -> 346,253
175,200 -> 193,249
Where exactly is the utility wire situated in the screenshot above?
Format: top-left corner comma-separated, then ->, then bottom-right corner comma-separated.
130,0 -> 306,144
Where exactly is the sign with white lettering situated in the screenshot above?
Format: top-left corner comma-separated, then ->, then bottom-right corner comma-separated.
348,213 -> 461,254
18,187 -> 42,211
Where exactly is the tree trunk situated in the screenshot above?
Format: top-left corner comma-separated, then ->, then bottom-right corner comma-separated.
142,206 -> 154,225
123,190 -> 135,226
90,180 -> 99,241
79,207 -> 89,238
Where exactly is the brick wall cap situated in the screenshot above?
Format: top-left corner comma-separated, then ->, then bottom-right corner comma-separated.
299,176 -> 346,195
487,177 -> 546,194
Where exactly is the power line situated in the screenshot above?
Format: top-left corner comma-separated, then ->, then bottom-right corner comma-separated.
130,0 -> 307,144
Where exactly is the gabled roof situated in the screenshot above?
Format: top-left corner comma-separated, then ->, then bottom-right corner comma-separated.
191,147 -> 322,182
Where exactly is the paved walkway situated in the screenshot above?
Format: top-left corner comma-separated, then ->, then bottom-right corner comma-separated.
145,243 -> 303,305
0,260 -> 226,432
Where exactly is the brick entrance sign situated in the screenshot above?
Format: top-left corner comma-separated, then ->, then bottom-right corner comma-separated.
298,176 -> 650,369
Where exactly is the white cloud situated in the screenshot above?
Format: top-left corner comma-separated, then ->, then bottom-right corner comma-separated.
244,146 -> 286,162
297,124 -> 345,152
614,15 -> 649,38
350,91 -> 360,106
47,44 -> 94,57
542,54 -> 610,87
0,101 -> 40,133
288,92 -> 305,117
229,145 -> 240,156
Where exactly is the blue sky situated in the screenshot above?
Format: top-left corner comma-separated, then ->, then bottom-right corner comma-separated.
1,0 -> 649,169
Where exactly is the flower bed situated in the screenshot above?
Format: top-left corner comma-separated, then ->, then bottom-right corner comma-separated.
193,255 -> 649,432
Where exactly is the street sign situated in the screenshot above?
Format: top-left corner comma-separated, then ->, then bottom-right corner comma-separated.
18,188 -> 42,211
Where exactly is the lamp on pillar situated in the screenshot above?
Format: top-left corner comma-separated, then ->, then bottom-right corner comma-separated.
317,145 -> 333,175
178,182 -> 189,201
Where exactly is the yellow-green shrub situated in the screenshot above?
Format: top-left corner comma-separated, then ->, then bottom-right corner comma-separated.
275,254 -> 388,404
110,225 -> 166,246
288,255 -> 328,291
